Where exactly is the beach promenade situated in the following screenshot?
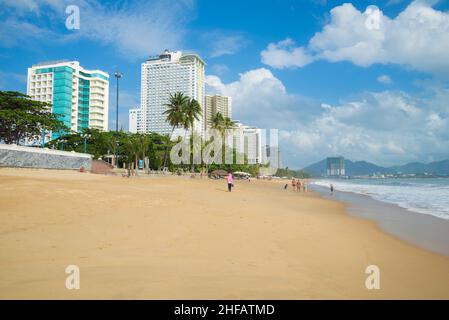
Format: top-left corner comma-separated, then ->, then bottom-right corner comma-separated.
0,168 -> 448,299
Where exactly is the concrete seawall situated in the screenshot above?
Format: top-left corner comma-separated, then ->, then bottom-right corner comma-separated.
0,144 -> 92,170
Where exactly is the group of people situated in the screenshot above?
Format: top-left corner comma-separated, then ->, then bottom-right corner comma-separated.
291,178 -> 307,192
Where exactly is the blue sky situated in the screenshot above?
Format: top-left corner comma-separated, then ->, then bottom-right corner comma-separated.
1,0 -> 449,168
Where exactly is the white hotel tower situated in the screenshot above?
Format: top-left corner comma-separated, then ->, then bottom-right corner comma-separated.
27,60 -> 109,139
139,50 -> 206,138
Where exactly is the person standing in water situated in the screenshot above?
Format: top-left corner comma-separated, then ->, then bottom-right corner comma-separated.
227,171 -> 234,192
330,184 -> 334,194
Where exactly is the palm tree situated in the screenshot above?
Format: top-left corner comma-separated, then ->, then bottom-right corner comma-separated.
209,113 -> 236,165
135,134 -> 152,173
124,134 -> 139,174
223,116 -> 236,130
222,116 -> 236,165
182,98 -> 202,173
162,92 -> 189,169
209,112 -> 225,134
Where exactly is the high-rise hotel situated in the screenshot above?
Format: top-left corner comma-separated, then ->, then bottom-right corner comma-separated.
204,95 -> 232,130
27,60 -> 109,139
137,50 -> 206,138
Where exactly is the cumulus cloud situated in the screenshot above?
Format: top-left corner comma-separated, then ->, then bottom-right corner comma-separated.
261,38 -> 314,69
207,68 -> 449,167
377,74 -> 393,84
0,0 -> 194,59
280,89 -> 449,167
206,68 -> 309,129
261,1 -> 449,76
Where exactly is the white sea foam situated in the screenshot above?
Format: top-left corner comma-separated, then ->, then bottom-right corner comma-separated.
311,178 -> 449,220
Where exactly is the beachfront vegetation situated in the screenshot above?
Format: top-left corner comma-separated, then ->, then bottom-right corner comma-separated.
46,129 -> 262,175
209,111 -> 237,166
162,92 -> 189,168
46,129 -> 175,170
163,92 -> 202,172
276,167 -> 312,179
0,90 -> 265,175
0,91 -> 67,145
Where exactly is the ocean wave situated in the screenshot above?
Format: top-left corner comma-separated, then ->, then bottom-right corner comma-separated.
311,179 -> 449,220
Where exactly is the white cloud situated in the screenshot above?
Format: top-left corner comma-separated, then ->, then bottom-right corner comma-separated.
281,90 -> 449,167
261,1 -> 449,76
0,0 -> 194,59
2,0 -> 40,12
203,31 -> 247,58
0,0 -> 65,14
377,74 -> 393,84
261,38 -> 314,69
207,68 -> 449,168
206,68 -> 305,128
210,64 -> 230,75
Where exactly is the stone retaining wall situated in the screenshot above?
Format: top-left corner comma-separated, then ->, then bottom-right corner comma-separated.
0,144 -> 92,170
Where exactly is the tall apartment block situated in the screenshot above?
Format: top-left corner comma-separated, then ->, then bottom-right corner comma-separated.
140,50 -> 205,138
27,60 -> 109,139
128,107 -> 142,133
204,94 -> 232,130
326,156 -> 345,176
233,121 -> 264,165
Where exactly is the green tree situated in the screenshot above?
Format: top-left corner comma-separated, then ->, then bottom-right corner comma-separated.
0,91 -> 68,144
208,112 -> 236,167
223,116 -> 236,131
210,112 -> 225,134
183,97 -> 202,173
162,92 -> 189,168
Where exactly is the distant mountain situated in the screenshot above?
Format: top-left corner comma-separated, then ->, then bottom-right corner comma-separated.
300,159 -> 327,177
389,159 -> 449,175
345,160 -> 388,176
301,158 -> 449,177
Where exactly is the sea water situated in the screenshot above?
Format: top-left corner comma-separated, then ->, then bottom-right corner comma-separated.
311,178 -> 449,220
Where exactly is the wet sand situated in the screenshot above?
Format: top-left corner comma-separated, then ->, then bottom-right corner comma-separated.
312,184 -> 449,257
0,168 -> 448,299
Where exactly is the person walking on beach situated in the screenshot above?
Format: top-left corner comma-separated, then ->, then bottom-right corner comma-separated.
227,171 -> 234,192
297,179 -> 302,192
292,178 -> 296,191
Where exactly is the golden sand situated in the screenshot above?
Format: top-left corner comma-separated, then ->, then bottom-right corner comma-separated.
0,168 -> 448,299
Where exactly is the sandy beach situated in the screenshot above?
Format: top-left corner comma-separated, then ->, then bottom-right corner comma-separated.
0,168 -> 448,299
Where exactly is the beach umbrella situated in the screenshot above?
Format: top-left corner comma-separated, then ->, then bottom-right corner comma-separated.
211,169 -> 228,177
233,171 -> 251,177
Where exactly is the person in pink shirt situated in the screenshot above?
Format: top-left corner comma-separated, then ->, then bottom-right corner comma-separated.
227,171 -> 234,192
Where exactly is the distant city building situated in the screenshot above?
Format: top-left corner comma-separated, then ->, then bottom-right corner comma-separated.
326,156 -> 345,176
27,60 -> 109,140
128,108 -> 141,133
233,121 -> 263,165
205,94 -> 232,129
264,144 -> 282,170
140,50 -> 205,138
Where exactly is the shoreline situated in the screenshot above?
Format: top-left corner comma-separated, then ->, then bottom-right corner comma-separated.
310,184 -> 449,257
1,168 -> 448,299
